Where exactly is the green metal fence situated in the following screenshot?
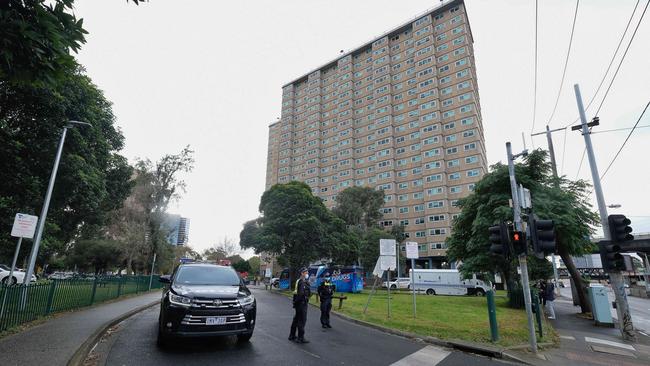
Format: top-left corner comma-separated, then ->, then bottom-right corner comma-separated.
0,275 -> 163,332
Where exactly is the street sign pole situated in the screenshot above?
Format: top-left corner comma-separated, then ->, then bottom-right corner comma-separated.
573,84 -> 635,340
411,258 -> 416,318
8,237 -> 23,286
507,142 -> 537,353
387,269 -> 391,319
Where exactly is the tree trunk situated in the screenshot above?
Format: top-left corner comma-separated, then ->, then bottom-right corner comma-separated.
126,256 -> 134,276
557,242 -> 592,313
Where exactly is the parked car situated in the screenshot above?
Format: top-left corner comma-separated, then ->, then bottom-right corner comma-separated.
382,277 -> 411,289
410,269 -> 491,296
0,264 -> 36,285
48,272 -> 74,280
157,263 -> 256,346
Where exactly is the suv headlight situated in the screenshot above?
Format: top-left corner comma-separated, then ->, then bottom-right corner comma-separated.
169,293 -> 192,307
238,294 -> 255,306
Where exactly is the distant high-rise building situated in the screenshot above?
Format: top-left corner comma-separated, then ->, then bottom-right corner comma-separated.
163,214 -> 190,246
265,0 -> 487,268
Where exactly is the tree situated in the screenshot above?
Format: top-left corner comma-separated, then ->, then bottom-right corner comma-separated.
446,149 -> 599,313
248,256 -> 261,276
1,0 -> 142,86
0,66 -> 133,266
232,260 -> 251,273
202,236 -> 239,261
239,182 -> 344,287
67,239 -> 121,274
333,186 -> 385,229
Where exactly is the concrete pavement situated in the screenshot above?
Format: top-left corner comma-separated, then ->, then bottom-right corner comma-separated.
0,290 -> 161,366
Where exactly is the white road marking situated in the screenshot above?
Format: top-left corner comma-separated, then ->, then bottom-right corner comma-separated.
559,335 -> 576,340
584,337 -> 636,351
390,345 -> 451,366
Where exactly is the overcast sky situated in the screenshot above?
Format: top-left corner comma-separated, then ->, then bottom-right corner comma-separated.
74,0 -> 650,257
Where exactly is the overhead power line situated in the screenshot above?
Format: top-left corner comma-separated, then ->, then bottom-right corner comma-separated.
599,101 -> 650,181
530,0 -> 539,135
563,0 -> 642,129
591,124 -> 650,134
547,0 -> 580,127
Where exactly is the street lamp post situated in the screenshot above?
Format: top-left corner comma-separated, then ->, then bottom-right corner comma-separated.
23,121 -> 92,285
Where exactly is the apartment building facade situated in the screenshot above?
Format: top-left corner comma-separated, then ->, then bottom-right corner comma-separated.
265,0 -> 487,268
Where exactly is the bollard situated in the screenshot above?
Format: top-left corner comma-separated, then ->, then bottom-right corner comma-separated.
532,292 -> 544,338
487,290 -> 499,342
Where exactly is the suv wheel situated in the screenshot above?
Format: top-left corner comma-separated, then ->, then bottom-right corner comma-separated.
426,289 -> 436,296
390,284 -> 397,290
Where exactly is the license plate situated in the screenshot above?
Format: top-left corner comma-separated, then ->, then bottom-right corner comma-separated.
206,317 -> 226,325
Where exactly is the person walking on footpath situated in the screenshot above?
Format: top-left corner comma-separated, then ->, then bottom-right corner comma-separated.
543,279 -> 556,319
317,273 -> 336,329
289,267 -> 311,343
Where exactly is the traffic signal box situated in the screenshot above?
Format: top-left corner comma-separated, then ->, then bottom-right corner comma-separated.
511,230 -> 527,256
600,214 -> 635,271
489,222 -> 511,258
529,216 -> 557,256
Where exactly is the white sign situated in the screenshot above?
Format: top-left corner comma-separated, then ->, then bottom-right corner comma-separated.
11,213 -> 38,239
405,242 -> 419,259
379,255 -> 396,271
379,239 -> 396,256
372,258 -> 384,277
264,268 -> 272,278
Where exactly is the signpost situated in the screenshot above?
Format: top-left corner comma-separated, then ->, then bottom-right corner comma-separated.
264,267 -> 272,278
379,239 -> 396,318
2,213 -> 38,317
405,242 -> 419,318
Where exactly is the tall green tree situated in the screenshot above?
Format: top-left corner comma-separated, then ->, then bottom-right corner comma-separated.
239,182 -> 346,287
1,0 -> 142,86
333,186 -> 385,229
0,67 -> 133,266
446,150 -> 599,313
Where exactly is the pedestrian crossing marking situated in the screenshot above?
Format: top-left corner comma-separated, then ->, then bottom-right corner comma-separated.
390,345 -> 451,366
585,337 -> 636,351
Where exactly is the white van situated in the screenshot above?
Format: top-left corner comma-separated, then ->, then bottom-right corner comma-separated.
409,269 -> 491,296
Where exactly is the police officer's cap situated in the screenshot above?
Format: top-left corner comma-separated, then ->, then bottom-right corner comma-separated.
300,267 -> 308,273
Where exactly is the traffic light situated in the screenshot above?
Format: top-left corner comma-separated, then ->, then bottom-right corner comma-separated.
488,222 -> 510,258
599,240 -> 625,271
529,217 -> 556,255
511,230 -> 527,255
608,214 -> 634,242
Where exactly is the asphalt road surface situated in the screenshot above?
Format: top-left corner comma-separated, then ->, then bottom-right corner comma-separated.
99,288 -> 511,366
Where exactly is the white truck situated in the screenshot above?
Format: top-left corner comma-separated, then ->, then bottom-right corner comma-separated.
409,269 -> 491,296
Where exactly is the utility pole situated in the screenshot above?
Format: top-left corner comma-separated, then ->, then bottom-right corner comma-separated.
531,125 -> 565,296
573,84 -> 635,341
506,142 -> 537,353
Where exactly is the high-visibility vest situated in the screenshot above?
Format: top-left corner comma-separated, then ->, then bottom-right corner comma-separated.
293,279 -> 301,294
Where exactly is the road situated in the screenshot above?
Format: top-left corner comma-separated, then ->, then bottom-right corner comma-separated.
97,288 -> 510,366
559,285 -> 650,333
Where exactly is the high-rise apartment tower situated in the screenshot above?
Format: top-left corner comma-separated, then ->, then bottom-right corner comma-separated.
265,0 -> 486,267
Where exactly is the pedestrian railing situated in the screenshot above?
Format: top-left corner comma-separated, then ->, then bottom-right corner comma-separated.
0,275 -> 163,332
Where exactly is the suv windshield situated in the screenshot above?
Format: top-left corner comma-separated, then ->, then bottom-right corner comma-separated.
174,266 -> 240,286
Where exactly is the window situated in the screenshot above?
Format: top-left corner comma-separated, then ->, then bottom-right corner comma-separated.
465,155 -> 478,164
461,117 -> 474,125
428,214 -> 446,222
450,186 -> 462,194
447,159 -> 460,167
464,142 -> 477,151
425,161 -> 441,169
448,172 -> 461,180
414,204 -> 424,212
427,187 -> 444,195
428,200 -> 445,208
426,174 -> 442,182
467,169 -> 480,177
399,207 -> 409,213
429,228 -> 447,236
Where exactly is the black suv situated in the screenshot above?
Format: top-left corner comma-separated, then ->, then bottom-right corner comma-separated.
157,263 -> 256,346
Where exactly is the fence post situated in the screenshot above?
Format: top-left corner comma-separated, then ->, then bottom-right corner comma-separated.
45,281 -> 57,315
90,277 -> 98,305
116,277 -> 122,298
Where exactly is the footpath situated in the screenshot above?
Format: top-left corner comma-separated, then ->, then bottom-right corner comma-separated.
508,294 -> 650,365
0,291 -> 161,366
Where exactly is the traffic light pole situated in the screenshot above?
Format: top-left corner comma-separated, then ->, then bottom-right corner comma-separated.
507,142 -> 537,353
573,84 -> 635,341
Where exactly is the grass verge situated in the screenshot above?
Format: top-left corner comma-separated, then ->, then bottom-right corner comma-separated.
290,289 -> 557,347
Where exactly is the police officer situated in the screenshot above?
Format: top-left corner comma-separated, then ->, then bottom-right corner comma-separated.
289,267 -> 311,343
318,272 -> 336,328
